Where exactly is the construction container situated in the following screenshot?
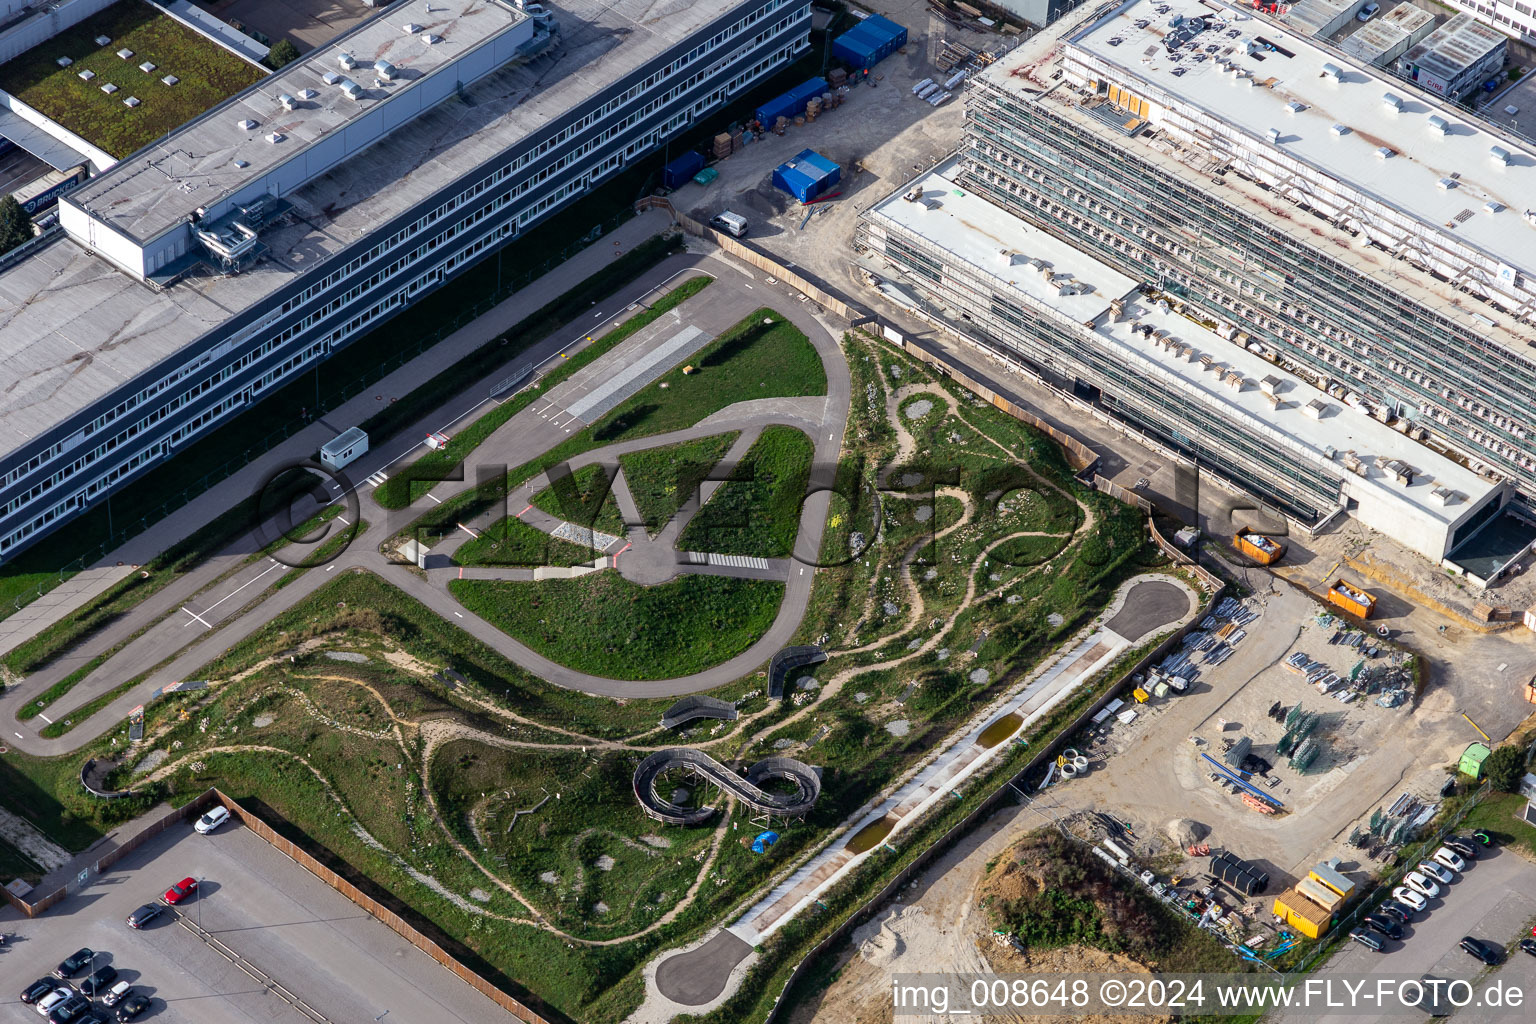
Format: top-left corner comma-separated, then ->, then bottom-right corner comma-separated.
1296,876 -> 1343,912
661,151 -> 704,189
1309,860 -> 1355,900
1234,527 -> 1285,565
1209,850 -> 1269,896
832,13 -> 908,70
773,149 -> 840,204
319,427 -> 368,471
1326,579 -> 1376,618
755,77 -> 829,128
1273,888 -> 1333,939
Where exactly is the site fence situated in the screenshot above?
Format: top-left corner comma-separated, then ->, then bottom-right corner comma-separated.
1280,778 -> 1495,979
763,584 -> 1227,1021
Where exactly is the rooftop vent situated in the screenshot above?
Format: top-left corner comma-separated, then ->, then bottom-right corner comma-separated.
122,96 -> 139,108
1304,399 -> 1330,419
421,33 -> 442,44
1484,200 -> 1503,214
1330,123 -> 1350,136
339,79 -> 364,101
1437,177 -> 1457,191
100,83 -> 118,94
403,22 -> 423,33
1320,62 -> 1342,81
338,52 -> 358,70
1382,92 -> 1403,111
1427,114 -> 1448,134
374,59 -> 398,81
237,118 -> 258,130
266,132 -> 285,144
138,61 -> 155,73
278,93 -> 298,110
161,75 -> 178,86
1430,485 -> 1462,506
298,88 -> 316,99
1285,100 -> 1305,114
77,69 -> 95,81
1375,146 -> 1393,160
233,159 -> 249,168
55,56 -> 71,67
94,35 -> 110,46
1259,374 -> 1282,395
322,71 -> 343,85
1267,127 -> 1281,143
116,48 -> 133,60
1490,145 -> 1511,165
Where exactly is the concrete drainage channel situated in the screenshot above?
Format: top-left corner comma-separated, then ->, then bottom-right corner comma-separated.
173,910 -> 335,1024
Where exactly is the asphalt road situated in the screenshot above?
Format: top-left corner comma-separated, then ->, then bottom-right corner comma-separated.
1272,848 -> 1536,1024
0,820 -> 521,1024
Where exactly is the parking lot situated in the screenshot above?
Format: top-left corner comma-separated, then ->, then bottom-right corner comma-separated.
1,817 -> 520,1024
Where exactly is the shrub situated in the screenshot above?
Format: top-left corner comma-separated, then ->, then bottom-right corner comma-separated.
1483,745 -> 1527,792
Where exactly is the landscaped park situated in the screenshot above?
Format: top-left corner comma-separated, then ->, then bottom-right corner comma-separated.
0,254 -> 1187,1024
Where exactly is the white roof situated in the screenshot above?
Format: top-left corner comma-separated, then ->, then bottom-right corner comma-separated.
869,160 -> 1498,529
1068,0 -> 1536,278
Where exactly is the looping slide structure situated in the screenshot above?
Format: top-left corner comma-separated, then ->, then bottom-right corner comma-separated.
767,644 -> 826,699
633,747 -> 821,825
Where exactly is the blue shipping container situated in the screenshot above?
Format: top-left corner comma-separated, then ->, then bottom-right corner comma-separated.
832,14 -> 908,69
773,149 -> 840,204
754,77 -> 829,126
662,150 -> 705,189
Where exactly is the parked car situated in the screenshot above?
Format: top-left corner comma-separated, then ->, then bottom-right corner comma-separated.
126,903 -> 164,929
1404,871 -> 1441,898
1445,837 -> 1479,859
1357,2 -> 1380,21
1432,847 -> 1466,873
1393,886 -> 1428,911
1350,929 -> 1384,951
194,806 -> 231,835
1470,830 -> 1494,847
1520,937 -> 1536,958
79,1014 -> 109,1024
101,981 -> 132,1007
79,966 -> 117,998
47,993 -> 91,1024
114,994 -> 149,1022
21,979 -> 57,1004
163,877 -> 198,905
34,989 -> 70,1017
1419,861 -> 1455,885
1461,936 -> 1501,964
1378,901 -> 1414,923
54,949 -> 95,979
1365,914 -> 1403,940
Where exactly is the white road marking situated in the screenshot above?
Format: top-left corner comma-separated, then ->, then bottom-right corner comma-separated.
336,516 -> 350,526
427,494 -> 441,504
14,732 -> 22,740
199,562 -> 283,615
457,523 -> 480,539
326,565 -> 336,572
454,612 -> 464,618
37,713 -> 52,724
181,606 -> 213,628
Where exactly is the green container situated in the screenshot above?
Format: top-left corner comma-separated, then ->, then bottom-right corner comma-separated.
692,167 -> 719,186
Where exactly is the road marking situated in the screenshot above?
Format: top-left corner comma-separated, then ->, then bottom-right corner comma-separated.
13,732 -> 22,740
454,612 -> 463,618
37,713 -> 52,724
516,504 -> 532,518
181,606 -> 213,628
365,470 -> 389,488
427,494 -> 441,504
200,562 -> 283,615
326,565 -> 336,572
592,311 -> 603,319
744,283 -> 753,289
457,523 -> 480,539
458,567 -> 464,579
336,516 -> 350,526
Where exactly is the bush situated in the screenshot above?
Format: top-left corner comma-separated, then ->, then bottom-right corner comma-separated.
1483,745 -> 1527,792
0,195 -> 33,255
264,39 -> 301,70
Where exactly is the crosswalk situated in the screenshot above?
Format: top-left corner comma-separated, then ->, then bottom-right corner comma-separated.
684,552 -> 769,570
363,470 -> 389,488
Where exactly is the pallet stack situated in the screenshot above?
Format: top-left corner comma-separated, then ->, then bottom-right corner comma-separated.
712,132 -> 732,159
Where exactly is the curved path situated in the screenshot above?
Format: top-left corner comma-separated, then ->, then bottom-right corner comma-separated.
633,747 -> 821,825
0,255 -> 851,753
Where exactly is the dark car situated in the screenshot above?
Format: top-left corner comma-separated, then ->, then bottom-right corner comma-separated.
115,994 -> 150,1022
79,1014 -> 109,1024
1520,938 -> 1536,957
1446,837 -> 1479,859
1350,929 -> 1384,952
79,966 -> 118,997
48,993 -> 92,1024
1365,914 -> 1403,940
21,978 -> 58,1004
1378,902 -> 1413,923
1461,936 -> 1501,965
54,948 -> 95,978
1471,830 -> 1495,847
126,902 -> 164,929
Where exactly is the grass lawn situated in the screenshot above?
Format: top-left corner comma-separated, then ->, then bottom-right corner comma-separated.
449,574 -> 785,679
452,516 -> 602,568
0,1 -> 264,159
0,838 -> 43,887
678,426 -> 814,557
618,432 -> 739,536
530,464 -> 623,535
588,309 -> 826,444
1458,792 -> 1536,859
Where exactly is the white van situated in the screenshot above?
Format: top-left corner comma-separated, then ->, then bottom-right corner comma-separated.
710,211 -> 748,238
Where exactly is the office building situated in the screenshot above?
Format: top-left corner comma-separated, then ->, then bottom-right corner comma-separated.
1397,12 -> 1507,100
858,0 -> 1536,579
0,0 -> 811,557
1442,0 -> 1536,47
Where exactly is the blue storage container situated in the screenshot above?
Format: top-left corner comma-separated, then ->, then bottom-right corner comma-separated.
832,14 -> 908,69
662,151 -> 705,189
754,77 -> 829,126
773,149 -> 841,204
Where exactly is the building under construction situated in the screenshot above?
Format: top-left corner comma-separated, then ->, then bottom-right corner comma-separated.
856,0 -> 1536,581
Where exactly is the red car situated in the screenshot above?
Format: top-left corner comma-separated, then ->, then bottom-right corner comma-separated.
163,877 -> 198,905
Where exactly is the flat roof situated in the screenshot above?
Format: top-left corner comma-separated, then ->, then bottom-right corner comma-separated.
0,0 -> 739,461
868,160 -> 1498,527
1402,13 -> 1506,78
68,0 -> 529,244
1066,0 -> 1536,278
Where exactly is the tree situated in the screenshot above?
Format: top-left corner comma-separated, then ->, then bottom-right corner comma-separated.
0,194 -> 33,256
264,39 -> 301,71
1482,744 -> 1527,792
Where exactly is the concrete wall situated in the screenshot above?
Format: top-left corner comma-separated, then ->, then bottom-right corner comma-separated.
0,0 -> 117,66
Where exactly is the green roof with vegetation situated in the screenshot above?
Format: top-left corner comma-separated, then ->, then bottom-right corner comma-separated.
0,1 -> 265,160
